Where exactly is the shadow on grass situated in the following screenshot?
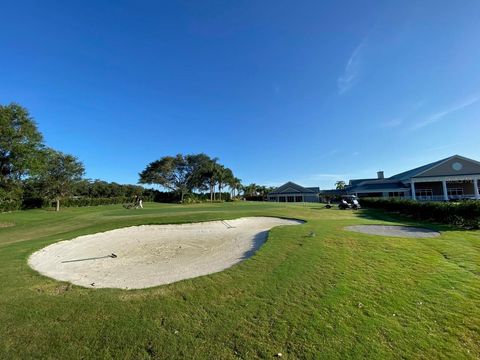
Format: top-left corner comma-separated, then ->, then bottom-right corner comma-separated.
354,208 -> 468,233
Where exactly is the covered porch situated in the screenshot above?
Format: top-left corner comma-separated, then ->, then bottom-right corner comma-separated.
409,175 -> 480,201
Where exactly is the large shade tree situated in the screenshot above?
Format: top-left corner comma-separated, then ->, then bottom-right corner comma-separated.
139,154 -> 204,202
0,103 -> 44,197
36,149 -> 85,211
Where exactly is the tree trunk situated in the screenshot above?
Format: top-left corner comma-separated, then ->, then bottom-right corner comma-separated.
180,190 -> 185,203
218,183 -> 222,201
210,184 -> 213,202
55,198 -> 60,212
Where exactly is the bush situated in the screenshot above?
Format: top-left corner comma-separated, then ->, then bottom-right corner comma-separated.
19,196 -> 155,210
59,197 -> 132,207
360,198 -> 480,229
180,192 -> 232,204
0,199 -> 22,212
0,188 -> 22,212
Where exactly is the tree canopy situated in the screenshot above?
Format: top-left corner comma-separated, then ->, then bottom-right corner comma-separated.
34,148 -> 85,211
139,154 -> 198,202
139,153 -> 240,202
335,181 -> 346,190
0,103 -> 44,192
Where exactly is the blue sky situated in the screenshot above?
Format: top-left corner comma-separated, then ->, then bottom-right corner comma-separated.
1,1 -> 480,189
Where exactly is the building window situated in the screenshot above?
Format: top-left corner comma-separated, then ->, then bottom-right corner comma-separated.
279,196 -> 286,202
389,192 -> 405,197
447,188 -> 464,197
295,196 -> 303,202
287,196 -> 295,202
268,197 -> 277,202
416,189 -> 433,200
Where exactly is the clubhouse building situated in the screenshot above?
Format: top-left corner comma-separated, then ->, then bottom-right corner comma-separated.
268,155 -> 480,202
267,182 -> 320,203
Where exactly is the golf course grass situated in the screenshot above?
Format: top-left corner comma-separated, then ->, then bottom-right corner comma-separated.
0,202 -> 479,359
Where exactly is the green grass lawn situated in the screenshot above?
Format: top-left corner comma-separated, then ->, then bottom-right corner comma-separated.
0,202 -> 479,359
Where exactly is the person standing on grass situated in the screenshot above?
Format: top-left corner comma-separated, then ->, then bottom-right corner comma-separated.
138,196 -> 143,209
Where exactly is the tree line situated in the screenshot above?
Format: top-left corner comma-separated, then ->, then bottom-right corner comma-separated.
1,104 -> 87,211
0,103 -> 276,212
138,155 -> 278,202
139,154 -> 242,203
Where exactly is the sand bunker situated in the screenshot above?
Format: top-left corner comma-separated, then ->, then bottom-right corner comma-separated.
29,217 -> 302,289
345,225 -> 440,238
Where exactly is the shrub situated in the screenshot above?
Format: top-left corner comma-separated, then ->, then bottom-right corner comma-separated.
360,198 -> 480,229
20,196 -> 155,210
0,199 -> 22,212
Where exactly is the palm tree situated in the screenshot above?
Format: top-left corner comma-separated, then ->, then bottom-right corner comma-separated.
335,180 -> 346,190
216,166 -> 234,201
230,177 -> 242,199
244,183 -> 258,197
197,156 -> 218,202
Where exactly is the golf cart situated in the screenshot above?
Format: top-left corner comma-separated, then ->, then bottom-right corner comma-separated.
338,195 -> 361,210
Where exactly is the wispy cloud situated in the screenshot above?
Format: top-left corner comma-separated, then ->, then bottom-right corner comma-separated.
412,94 -> 480,130
316,148 -> 339,160
337,39 -> 367,95
380,118 -> 403,128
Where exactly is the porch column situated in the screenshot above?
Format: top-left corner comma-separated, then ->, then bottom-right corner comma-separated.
410,181 -> 416,200
474,177 -> 480,200
442,179 -> 449,201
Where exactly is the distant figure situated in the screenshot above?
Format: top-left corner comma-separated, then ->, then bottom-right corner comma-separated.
352,199 -> 361,209
133,195 -> 139,208
138,197 -> 143,209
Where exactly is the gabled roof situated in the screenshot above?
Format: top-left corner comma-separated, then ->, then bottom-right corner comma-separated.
389,156 -> 452,181
349,178 -> 376,186
346,177 -> 408,192
348,181 -> 409,192
268,181 -> 319,195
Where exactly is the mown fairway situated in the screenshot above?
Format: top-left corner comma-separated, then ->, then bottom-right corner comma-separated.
0,202 -> 479,359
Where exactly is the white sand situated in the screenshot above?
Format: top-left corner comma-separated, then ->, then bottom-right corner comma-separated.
28,217 -> 303,289
345,225 -> 440,238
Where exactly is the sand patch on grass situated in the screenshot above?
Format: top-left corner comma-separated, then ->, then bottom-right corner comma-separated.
29,217 -> 302,289
0,222 -> 14,228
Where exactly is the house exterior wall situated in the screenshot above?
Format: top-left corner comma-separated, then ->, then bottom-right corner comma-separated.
419,157 -> 480,177
303,195 -> 319,202
268,194 -> 318,202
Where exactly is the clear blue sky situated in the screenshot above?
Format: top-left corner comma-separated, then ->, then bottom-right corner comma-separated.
1,1 -> 480,189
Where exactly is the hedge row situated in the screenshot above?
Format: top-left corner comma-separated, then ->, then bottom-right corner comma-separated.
21,196 -> 153,210
360,198 -> 480,229
57,197 -> 143,208
0,199 -> 22,212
